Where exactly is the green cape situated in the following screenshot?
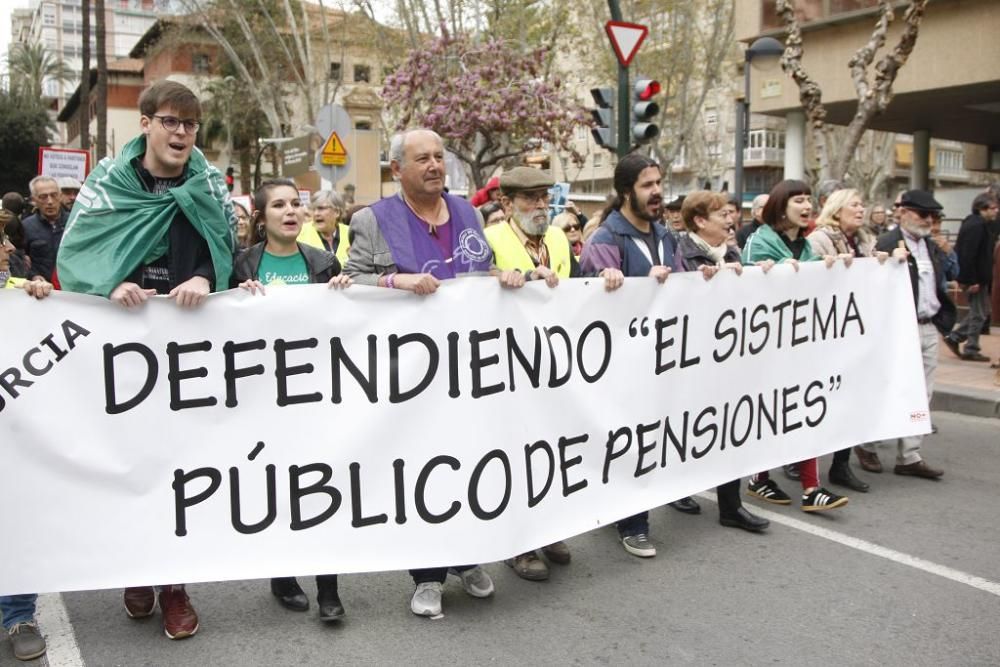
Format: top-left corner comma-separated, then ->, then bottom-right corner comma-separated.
57,135 -> 235,296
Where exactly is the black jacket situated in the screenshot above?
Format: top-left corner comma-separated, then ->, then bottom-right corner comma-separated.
954,213 -> 994,287
22,209 -> 69,281
735,220 -> 762,250
232,242 -> 341,287
877,227 -> 956,335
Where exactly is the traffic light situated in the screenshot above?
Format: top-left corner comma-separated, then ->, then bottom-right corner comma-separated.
631,78 -> 661,143
589,87 -> 616,150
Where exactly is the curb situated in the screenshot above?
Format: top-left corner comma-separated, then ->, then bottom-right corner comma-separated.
931,383 -> 1000,419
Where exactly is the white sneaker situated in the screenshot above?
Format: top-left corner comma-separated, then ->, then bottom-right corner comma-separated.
410,582 -> 443,616
450,566 -> 495,598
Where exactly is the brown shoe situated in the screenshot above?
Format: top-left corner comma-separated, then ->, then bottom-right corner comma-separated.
893,460 -> 943,479
505,551 -> 549,581
853,446 -> 882,473
159,585 -> 199,640
541,541 -> 571,565
123,586 -> 156,619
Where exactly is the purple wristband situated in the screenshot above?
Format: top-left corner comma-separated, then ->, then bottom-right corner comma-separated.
385,273 -> 395,289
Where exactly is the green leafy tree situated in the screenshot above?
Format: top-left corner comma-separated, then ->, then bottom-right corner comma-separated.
200,76 -> 271,194
0,92 -> 52,195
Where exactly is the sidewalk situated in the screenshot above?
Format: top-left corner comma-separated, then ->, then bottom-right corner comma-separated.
931,325 -> 1000,418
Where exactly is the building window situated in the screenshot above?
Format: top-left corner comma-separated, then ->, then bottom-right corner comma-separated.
704,109 -> 718,126
353,64 -> 371,83
355,120 -> 372,130
936,149 -> 964,175
192,53 -> 211,73
593,152 -> 604,168
329,62 -> 342,81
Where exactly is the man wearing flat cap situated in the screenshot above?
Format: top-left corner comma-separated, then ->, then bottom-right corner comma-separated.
854,190 -> 954,479
484,166 -> 623,581
663,194 -> 686,244
57,176 -> 82,212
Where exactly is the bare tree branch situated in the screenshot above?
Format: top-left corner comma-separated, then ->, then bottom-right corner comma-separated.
777,0 -> 831,180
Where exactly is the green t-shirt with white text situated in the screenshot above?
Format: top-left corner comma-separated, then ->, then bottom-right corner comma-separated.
258,251 -> 309,286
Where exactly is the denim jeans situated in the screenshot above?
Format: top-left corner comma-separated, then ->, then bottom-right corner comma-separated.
410,565 -> 474,585
616,511 -> 649,537
0,594 -> 37,630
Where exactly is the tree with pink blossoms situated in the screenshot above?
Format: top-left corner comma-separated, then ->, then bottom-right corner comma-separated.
382,31 -> 589,189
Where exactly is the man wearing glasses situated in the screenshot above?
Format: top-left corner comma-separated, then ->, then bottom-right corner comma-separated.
854,190 -> 953,480
21,176 -> 68,283
56,80 -> 235,640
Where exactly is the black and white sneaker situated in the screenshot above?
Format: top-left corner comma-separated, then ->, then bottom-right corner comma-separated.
801,487 -> 848,512
746,478 -> 791,505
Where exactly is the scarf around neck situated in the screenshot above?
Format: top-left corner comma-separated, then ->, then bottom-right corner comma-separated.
691,232 -> 729,266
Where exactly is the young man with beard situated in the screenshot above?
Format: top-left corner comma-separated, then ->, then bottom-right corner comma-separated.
484,166 -> 623,581
854,190 -> 952,479
56,80 -> 235,640
579,153 -> 698,558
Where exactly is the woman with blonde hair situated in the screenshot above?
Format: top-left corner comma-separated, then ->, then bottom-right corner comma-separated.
808,188 -> 875,260
806,188 -> 878,493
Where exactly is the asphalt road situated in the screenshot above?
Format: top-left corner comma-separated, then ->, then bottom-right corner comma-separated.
4,411 -> 998,666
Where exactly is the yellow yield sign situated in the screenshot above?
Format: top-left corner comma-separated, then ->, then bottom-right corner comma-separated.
321,131 -> 348,166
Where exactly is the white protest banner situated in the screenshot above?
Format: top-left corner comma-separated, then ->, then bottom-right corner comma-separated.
0,260 -> 929,595
37,147 -> 90,182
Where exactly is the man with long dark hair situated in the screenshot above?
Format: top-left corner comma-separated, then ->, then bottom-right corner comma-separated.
579,153 -> 690,558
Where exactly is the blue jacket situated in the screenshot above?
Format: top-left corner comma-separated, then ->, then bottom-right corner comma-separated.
580,210 -> 680,278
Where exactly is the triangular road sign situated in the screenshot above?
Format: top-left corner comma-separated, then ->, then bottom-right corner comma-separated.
321,131 -> 348,165
605,21 -> 648,67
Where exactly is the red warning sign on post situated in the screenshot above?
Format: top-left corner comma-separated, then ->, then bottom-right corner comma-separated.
321,131 -> 348,166
605,21 -> 648,67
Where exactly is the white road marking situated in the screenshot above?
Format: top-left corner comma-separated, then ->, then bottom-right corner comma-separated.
19,491 -> 998,667
695,492 -> 1000,598
34,592 -> 85,667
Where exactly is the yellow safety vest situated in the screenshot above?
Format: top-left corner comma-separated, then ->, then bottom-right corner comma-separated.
485,221 -> 572,278
297,222 -> 351,264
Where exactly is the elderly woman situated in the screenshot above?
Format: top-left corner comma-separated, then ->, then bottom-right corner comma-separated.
802,189 -> 879,493
677,191 -> 770,532
808,189 -> 875,260
298,190 -> 350,264
743,179 -> 850,513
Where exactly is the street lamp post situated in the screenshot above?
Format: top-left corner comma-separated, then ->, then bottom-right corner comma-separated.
734,37 -> 784,209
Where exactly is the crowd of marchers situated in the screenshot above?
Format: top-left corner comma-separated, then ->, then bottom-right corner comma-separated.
3,78 -> 1000,662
